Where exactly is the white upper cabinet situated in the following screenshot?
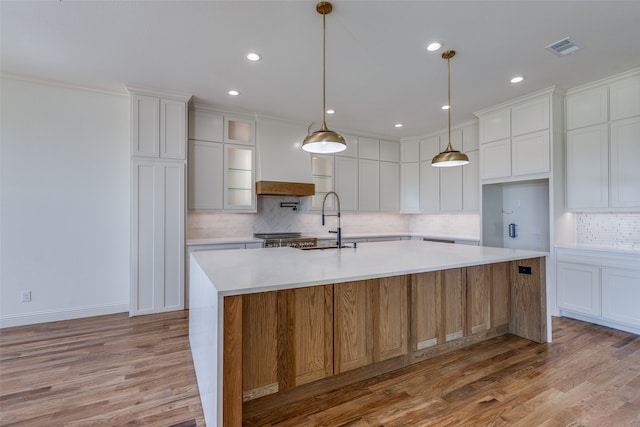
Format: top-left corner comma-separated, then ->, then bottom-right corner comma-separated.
610,116 -> 640,208
476,88 -> 560,183
131,91 -> 189,160
335,156 -> 358,211
188,140 -> 223,210
224,145 -> 255,211
462,149 -> 479,211
511,97 -> 549,136
380,140 -> 400,162
310,155 -> 334,209
565,70 -> 640,210
189,110 -> 223,142
512,130 -> 550,176
400,162 -> 420,213
401,140 -> 419,162
224,115 -> 255,145
440,166 -> 462,211
358,137 -> 380,160
380,161 -> 399,212
566,86 -> 608,130
566,124 -> 609,209
479,108 -> 510,143
358,159 -> 380,211
420,136 -> 440,162
609,74 -> 640,121
340,134 -> 359,158
419,137 -> 440,212
462,123 -> 479,152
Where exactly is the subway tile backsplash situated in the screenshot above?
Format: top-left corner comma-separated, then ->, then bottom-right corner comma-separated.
576,213 -> 640,248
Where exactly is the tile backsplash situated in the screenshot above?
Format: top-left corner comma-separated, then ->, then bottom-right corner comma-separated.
187,196 -> 480,240
576,213 -> 640,248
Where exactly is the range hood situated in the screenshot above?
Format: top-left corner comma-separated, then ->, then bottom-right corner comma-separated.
255,117 -> 316,197
255,181 -> 315,197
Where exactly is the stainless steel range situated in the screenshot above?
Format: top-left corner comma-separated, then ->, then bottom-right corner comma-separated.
254,232 -> 318,249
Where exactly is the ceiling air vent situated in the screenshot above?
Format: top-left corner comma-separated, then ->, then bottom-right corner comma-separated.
546,37 -> 582,56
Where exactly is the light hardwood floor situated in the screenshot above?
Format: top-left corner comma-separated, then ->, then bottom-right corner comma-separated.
2,313 -> 639,426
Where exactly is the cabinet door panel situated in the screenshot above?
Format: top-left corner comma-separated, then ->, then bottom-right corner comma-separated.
602,268 -> 640,327
491,262 -> 510,328
401,140 -> 419,162
380,161 -> 399,212
566,87 -> 608,130
359,137 -> 380,160
443,268 -> 466,341
358,159 -> 380,211
467,265 -> 490,334
610,75 -> 640,121
288,286 -> 333,386
566,124 -> 609,209
462,150 -> 479,211
242,292 -> 279,400
334,280 -> 373,373
511,97 -> 549,136
480,138 -> 511,179
160,98 -> 187,159
380,140 -> 400,162
610,117 -> 640,208
188,140 -> 223,210
512,130 -> 550,176
440,165 -> 462,211
479,108 -> 510,143
420,161 -> 440,212
411,271 -> 441,350
374,276 -> 408,361
132,94 -> 159,157
557,262 -> 601,316
400,162 -> 420,213
189,109 -> 223,142
335,156 -> 358,211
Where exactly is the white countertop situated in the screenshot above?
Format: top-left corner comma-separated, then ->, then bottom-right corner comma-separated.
191,240 -> 546,296
555,243 -> 640,255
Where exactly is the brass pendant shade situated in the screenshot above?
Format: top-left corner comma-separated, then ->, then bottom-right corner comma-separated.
432,50 -> 469,167
302,1 -> 347,154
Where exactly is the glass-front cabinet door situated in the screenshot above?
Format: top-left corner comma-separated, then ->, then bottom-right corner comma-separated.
224,144 -> 255,211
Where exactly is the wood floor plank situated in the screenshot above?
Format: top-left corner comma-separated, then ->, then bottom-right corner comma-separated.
3,314 -> 639,427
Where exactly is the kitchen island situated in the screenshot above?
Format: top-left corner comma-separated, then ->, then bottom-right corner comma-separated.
189,240 -> 549,426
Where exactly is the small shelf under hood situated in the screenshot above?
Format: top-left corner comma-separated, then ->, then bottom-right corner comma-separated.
255,181 -> 315,197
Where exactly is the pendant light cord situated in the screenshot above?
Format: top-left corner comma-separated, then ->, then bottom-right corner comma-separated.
321,11 -> 327,131
446,54 -> 453,152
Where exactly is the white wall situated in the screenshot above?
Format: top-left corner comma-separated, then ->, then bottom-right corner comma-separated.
1,77 -> 130,327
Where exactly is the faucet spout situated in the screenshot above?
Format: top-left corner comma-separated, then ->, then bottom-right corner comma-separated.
321,191 -> 342,248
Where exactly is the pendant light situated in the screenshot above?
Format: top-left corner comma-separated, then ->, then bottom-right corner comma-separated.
432,50 -> 469,167
302,1 -> 347,154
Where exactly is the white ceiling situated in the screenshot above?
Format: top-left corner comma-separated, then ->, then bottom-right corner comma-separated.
2,1 -> 640,140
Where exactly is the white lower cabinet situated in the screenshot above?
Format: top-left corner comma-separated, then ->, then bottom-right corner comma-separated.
601,268 -> 640,326
131,160 -> 185,315
556,248 -> 640,332
557,262 -> 601,316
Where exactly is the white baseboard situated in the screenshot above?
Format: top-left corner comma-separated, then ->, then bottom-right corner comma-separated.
0,303 -> 129,328
559,310 -> 640,335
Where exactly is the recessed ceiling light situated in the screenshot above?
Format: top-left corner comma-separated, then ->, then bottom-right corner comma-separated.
427,42 -> 442,52
510,76 -> 524,84
394,123 -> 403,128
441,104 -> 450,110
326,109 -> 335,114
228,90 -> 240,96
246,52 -> 261,61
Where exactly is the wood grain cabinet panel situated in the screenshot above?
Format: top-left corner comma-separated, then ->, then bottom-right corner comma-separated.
443,268 -> 467,341
467,265 -> 491,334
373,275 -> 408,362
490,262 -> 510,328
334,280 -> 373,373
284,285 -> 334,387
510,257 -> 547,343
411,271 -> 442,350
242,292 -> 279,401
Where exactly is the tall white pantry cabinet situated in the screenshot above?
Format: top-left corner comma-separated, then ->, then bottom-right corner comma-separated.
129,88 -> 191,316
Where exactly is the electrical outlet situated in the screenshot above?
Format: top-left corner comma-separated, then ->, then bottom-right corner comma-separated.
21,290 -> 32,302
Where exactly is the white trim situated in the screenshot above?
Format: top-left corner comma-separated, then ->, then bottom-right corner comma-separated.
473,86 -> 564,117
0,73 -> 129,98
565,67 -> 640,95
0,303 -> 129,328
